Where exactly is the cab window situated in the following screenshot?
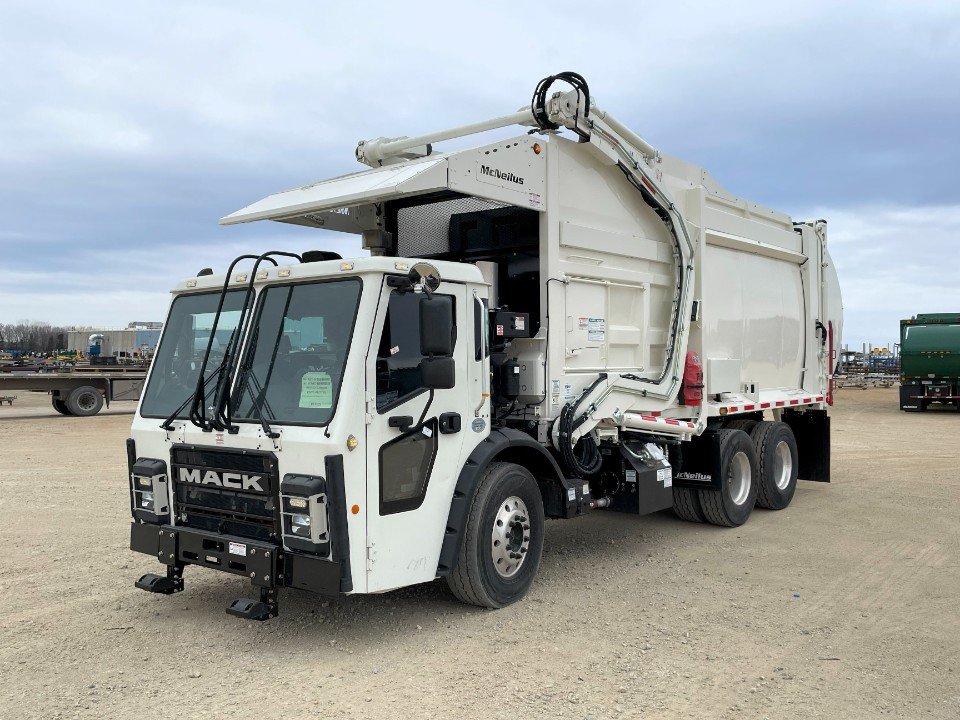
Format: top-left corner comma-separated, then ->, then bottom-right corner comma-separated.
375,292 -> 426,411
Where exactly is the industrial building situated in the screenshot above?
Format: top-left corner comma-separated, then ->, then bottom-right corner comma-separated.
67,321 -> 162,360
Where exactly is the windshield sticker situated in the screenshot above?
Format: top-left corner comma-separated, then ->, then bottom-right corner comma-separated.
299,371 -> 333,408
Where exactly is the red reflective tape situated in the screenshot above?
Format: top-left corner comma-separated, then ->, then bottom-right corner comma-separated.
789,399 -> 799,405
815,395 -> 824,402
728,406 -> 738,413
803,398 -> 812,403
775,401 -> 785,407
760,402 -> 771,409
743,404 -> 755,411
650,411 -> 661,417
665,419 -> 680,425
639,415 -> 657,422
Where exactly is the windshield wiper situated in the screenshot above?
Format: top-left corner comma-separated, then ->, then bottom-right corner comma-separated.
237,369 -> 280,439
160,359 -> 229,431
188,254 -> 261,432
209,250 -> 302,434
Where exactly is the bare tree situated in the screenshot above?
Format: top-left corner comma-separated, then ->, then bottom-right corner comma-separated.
0,320 -> 71,354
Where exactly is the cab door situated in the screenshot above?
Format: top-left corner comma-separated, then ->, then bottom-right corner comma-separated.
364,279 -> 471,591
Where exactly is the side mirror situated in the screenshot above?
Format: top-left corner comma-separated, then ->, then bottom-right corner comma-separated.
419,295 -> 456,356
419,294 -> 456,389
419,356 -> 455,389
408,262 -> 441,294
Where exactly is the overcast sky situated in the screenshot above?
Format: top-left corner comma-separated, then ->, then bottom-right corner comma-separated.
2,1 -> 958,348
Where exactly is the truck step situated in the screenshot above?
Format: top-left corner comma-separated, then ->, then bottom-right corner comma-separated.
226,597 -> 277,621
135,572 -> 183,595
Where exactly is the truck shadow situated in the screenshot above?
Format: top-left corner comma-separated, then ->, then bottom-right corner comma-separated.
153,509 -> 700,647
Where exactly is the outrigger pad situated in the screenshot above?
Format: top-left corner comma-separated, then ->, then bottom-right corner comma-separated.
226,598 -> 275,621
135,573 -> 182,595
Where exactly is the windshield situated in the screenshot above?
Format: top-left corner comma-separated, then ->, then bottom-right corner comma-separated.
140,290 -> 246,418
232,279 -> 361,426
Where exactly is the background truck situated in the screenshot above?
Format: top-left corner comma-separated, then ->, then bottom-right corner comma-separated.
899,313 -> 960,411
0,368 -> 145,415
127,72 -> 843,620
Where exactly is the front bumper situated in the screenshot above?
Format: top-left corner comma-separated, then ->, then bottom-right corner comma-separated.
130,522 -> 344,596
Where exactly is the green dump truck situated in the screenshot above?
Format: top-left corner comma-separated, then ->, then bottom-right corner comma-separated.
900,313 -> 960,411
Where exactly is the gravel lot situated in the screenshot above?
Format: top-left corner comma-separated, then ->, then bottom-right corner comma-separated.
1,387 -> 957,719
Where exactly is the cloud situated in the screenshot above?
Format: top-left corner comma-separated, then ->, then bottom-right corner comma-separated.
805,203 -> 960,348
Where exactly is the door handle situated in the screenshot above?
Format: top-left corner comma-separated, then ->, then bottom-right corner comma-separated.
388,415 -> 414,432
439,412 -> 461,434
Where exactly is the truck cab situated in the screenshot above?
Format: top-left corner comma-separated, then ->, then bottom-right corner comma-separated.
130,257 -> 513,617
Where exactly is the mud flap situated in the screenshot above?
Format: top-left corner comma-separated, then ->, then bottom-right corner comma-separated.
783,409 -> 830,482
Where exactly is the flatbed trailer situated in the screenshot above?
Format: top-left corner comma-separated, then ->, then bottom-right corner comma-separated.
0,372 -> 145,416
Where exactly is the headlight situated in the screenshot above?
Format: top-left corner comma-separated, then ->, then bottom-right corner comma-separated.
288,497 -> 308,510
129,459 -> 169,522
290,513 -> 311,534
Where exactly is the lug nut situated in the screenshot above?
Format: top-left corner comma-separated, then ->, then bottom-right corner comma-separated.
249,572 -> 256,578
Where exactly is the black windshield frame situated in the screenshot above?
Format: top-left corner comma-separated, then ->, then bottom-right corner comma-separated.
229,277 -> 363,429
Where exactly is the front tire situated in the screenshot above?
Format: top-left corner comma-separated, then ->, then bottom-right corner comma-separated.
698,429 -> 759,527
446,462 -> 545,608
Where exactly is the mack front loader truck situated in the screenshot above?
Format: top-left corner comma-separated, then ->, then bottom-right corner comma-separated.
128,72 -> 843,620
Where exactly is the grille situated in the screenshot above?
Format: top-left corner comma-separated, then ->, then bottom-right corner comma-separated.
172,448 -> 272,474
397,196 -> 508,257
171,447 -> 279,543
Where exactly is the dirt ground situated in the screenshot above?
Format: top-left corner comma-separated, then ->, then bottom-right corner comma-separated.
0,387 -> 957,719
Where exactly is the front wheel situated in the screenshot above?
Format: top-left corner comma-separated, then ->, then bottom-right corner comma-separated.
446,462 -> 545,608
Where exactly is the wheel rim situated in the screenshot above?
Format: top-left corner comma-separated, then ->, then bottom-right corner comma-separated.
491,496 -> 531,578
728,451 -> 751,505
774,440 -> 792,490
77,392 -> 98,411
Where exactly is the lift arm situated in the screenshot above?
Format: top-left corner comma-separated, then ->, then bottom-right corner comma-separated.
356,73 -> 701,450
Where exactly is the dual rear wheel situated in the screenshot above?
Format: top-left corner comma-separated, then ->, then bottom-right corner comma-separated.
673,421 -> 799,526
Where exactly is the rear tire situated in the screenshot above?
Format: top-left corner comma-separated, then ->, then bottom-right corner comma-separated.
724,418 -> 758,433
750,421 -> 798,510
446,462 -> 545,609
51,396 -> 72,415
698,429 -> 759,527
672,487 -> 705,522
65,386 -> 104,416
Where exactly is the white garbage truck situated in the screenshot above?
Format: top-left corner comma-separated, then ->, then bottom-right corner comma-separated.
128,72 -> 843,619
